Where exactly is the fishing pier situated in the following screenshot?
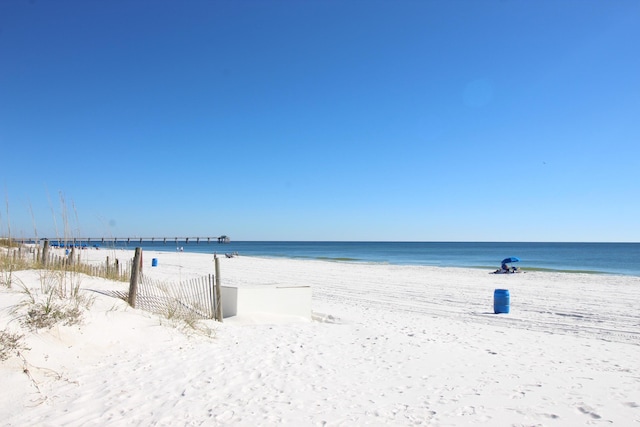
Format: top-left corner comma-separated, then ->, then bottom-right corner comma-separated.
12,235 -> 231,247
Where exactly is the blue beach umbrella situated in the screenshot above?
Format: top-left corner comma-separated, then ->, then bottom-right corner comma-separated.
501,257 -> 521,264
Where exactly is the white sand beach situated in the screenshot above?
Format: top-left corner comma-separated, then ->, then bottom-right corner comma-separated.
1,248 -> 639,426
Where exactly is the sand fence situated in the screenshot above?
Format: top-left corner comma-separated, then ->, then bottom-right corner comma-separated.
123,248 -> 223,321
4,242 -> 312,323
1,243 -> 223,322
2,243 -> 132,282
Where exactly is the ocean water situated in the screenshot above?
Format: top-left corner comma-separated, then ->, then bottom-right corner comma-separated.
93,241 -> 640,276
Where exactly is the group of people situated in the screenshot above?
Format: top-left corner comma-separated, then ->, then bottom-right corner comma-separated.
213,251 -> 239,259
494,263 -> 519,274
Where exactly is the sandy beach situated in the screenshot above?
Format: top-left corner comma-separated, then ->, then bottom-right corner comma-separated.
1,248 -> 639,426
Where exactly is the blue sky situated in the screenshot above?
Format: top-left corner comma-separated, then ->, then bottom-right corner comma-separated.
1,0 -> 639,242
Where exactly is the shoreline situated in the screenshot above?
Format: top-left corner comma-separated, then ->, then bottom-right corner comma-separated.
10,240 -> 640,276
51,244 -> 640,277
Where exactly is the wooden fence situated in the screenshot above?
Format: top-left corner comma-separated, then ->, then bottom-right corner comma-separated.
130,273 -> 221,321
1,244 -> 132,282
1,243 -> 223,322
125,248 -> 223,322
44,252 -> 132,282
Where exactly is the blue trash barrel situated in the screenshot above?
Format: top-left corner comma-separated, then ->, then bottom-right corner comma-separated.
152,258 -> 158,267
494,289 -> 510,314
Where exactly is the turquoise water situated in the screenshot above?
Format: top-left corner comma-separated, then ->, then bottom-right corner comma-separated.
95,241 -> 640,276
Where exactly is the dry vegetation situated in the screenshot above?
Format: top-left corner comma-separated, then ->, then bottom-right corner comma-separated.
1,238 -> 214,364
1,240 -> 98,361
1,194 -> 215,366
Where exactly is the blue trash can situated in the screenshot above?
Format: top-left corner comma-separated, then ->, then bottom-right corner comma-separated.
494,289 -> 510,314
152,258 -> 158,267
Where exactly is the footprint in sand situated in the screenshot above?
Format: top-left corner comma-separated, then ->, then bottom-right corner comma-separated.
214,409 -> 235,423
456,406 -> 476,416
542,413 -> 560,419
510,391 -> 525,399
577,405 -> 602,419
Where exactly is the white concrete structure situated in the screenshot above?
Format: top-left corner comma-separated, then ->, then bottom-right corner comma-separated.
220,285 -> 311,319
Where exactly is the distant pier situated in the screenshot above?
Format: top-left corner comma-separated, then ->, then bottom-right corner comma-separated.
11,235 -> 231,246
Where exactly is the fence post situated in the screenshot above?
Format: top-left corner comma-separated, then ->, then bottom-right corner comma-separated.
41,240 -> 50,267
214,256 -> 223,322
72,247 -> 77,265
128,247 -> 142,308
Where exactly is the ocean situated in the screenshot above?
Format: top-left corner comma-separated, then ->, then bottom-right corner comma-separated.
93,241 -> 640,276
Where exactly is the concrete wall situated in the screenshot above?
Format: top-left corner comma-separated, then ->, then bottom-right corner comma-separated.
220,285 -> 311,319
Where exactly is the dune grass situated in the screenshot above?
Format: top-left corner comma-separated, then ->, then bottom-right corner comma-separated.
1,193 -> 216,367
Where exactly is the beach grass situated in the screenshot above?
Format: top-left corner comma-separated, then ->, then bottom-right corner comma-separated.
0,330 -> 28,362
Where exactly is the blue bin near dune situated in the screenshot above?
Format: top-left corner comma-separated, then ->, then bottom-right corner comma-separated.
494,289 -> 510,314
152,258 -> 158,267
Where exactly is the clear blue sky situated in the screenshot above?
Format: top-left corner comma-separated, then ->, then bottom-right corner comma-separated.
1,0 -> 639,242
